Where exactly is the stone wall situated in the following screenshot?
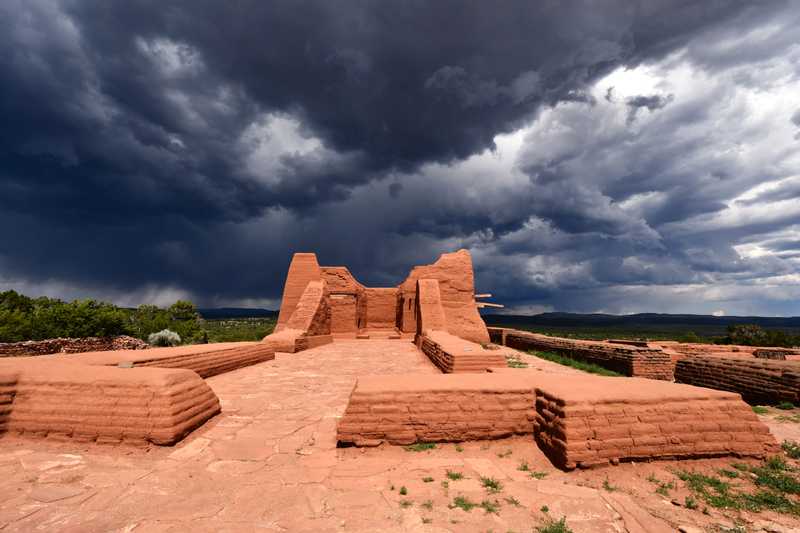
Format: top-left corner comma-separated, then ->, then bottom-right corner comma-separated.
675,355 -> 800,405
488,328 -> 674,380
0,335 -> 148,357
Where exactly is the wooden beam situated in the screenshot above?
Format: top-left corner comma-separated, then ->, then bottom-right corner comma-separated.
477,302 -> 504,308
474,293 -> 492,298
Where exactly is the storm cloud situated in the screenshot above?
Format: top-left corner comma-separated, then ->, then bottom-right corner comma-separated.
1,0 -> 798,315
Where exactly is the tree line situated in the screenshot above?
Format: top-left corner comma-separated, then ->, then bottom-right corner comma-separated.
0,290 -> 204,344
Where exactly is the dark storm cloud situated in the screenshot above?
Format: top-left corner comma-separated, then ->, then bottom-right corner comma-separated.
1,0 -> 798,313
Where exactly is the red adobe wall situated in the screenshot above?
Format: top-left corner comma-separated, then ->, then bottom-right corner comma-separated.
489,328 -> 674,380
336,369 -> 777,469
275,253 -> 323,333
364,287 -> 399,329
675,355 -> 800,406
400,250 -> 489,344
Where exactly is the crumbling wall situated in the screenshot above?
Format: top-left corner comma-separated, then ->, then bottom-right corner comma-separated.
0,336 -> 148,357
675,355 -> 800,405
400,250 -> 489,344
418,331 -> 506,373
275,253 -> 323,332
491,328 -> 674,380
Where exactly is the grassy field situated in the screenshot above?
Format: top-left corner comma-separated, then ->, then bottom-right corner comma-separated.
488,323 -> 719,342
202,318 -> 276,343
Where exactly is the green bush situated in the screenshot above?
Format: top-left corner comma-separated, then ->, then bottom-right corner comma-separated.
0,290 -> 205,345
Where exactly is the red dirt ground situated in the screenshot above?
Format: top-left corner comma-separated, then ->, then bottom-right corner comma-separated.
0,340 -> 798,532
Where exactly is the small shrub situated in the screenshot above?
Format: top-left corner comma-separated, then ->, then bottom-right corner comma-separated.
777,402 -> 796,411
405,442 -> 436,452
450,495 -> 477,512
422,517 -> 432,524
536,516 -> 572,533
718,468 -> 740,479
422,476 -> 434,483
685,496 -> 698,510
480,499 -> 500,514
497,449 -> 513,458
602,479 -> 617,492
518,460 -> 530,472
505,496 -> 521,507
147,328 -> 181,346
752,405 -> 769,415
531,471 -> 548,480
455,444 -> 464,452
399,486 -> 407,495
540,505 -> 549,513
399,499 -> 412,508
782,440 -> 800,459
441,480 -> 449,490
446,470 -> 464,481
480,476 -> 503,493
421,499 -> 433,510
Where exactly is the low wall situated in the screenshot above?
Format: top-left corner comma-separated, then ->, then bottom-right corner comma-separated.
488,328 -> 673,380
337,369 -> 776,468
0,335 -> 148,357
532,373 -> 775,469
417,331 -> 506,373
675,355 -> 800,406
0,362 -> 219,445
0,341 -> 276,446
336,373 -> 537,446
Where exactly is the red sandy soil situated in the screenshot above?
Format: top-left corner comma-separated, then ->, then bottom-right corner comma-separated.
0,340 -> 798,532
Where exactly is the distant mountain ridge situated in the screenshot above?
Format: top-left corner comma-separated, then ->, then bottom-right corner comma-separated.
198,308 -> 278,319
482,312 -> 800,329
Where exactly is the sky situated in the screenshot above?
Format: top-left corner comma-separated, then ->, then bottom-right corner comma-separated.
1,1 -> 799,316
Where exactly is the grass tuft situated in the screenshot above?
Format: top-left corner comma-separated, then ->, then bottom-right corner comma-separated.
527,350 -> 622,377
480,499 -> 501,514
422,476 -> 434,483
505,496 -> 521,507
421,499 -> 433,511
450,495 -> 477,512
446,470 -> 464,481
536,516 -> 573,533
782,440 -> 800,459
480,476 -> 503,494
752,405 -> 769,415
404,442 -> 436,452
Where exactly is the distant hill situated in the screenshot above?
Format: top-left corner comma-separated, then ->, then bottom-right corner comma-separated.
481,312 -> 800,341
482,312 -> 800,329
198,308 -> 278,319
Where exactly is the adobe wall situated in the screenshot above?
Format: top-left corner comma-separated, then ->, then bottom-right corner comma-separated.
337,373 -> 537,446
400,250 -> 489,344
418,331 -> 507,373
0,335 -> 148,357
532,374 -> 775,469
490,328 -> 674,380
364,287 -> 399,329
337,369 -> 777,469
0,360 -> 220,445
675,355 -> 800,406
275,253 -> 323,332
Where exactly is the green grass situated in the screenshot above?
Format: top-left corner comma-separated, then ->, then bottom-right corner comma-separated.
480,499 -> 501,514
399,486 -> 407,495
752,405 -> 769,415
777,402 -> 797,410
647,475 -> 675,496
718,468 -> 740,479
421,499 -> 433,510
527,350 -> 623,377
202,318 -> 276,343
506,356 -> 528,368
446,470 -> 464,481
517,460 -> 530,472
676,463 -> 800,516
405,442 -> 436,452
776,414 -> 800,423
536,516 -> 573,533
782,440 -> 800,459
422,476 -> 434,483
450,495 -> 478,512
685,496 -> 698,510
454,444 -> 464,452
399,499 -> 413,508
480,476 -> 503,494
530,471 -> 548,480
602,479 -> 617,492
505,496 -> 521,507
